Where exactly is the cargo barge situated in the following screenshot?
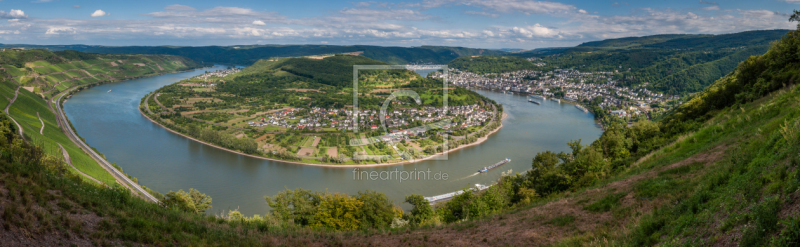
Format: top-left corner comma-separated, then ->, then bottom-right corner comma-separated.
479,158 -> 511,173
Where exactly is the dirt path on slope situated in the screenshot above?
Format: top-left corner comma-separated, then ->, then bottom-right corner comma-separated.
58,143 -> 103,185
37,112 -> 44,134
5,87 -> 25,141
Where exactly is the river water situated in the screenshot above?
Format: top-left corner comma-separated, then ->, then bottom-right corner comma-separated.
63,65 -> 602,215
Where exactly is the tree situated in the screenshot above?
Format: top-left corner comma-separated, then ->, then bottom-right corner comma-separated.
189,188 -> 212,214
567,139 -> 583,158
163,188 -> 213,214
164,189 -> 196,213
791,10 -> 800,23
356,190 -> 397,229
528,150 -> 572,196
313,192 -> 363,230
265,188 -> 320,226
404,194 -> 433,225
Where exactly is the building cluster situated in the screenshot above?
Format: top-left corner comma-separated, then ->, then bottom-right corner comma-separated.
248,104 -> 493,134
431,68 -> 679,117
525,57 -> 547,67
193,68 -> 241,80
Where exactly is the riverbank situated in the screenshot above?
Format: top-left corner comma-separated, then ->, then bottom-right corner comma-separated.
69,81 -> 603,215
50,65 -> 209,203
138,106 -> 507,168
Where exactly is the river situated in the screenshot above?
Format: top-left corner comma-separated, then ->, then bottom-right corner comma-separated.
63,65 -> 602,215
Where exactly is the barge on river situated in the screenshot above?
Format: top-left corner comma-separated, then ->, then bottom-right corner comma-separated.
479,158 -> 511,173
424,184 -> 491,205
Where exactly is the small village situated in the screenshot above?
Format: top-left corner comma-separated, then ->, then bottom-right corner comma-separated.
193,67 -> 241,81
249,104 -> 493,138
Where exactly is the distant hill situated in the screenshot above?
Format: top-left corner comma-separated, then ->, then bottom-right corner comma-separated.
517,47 -> 570,55
230,54 -> 404,88
9,44 -> 501,66
447,30 -> 790,95
448,55 -> 540,74
0,49 -> 199,98
0,44 -> 503,66
571,29 -> 790,50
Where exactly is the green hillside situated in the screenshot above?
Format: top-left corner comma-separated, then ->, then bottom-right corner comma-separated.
0,49 -> 199,98
0,49 -> 200,189
448,55 -> 539,74
234,55 -> 395,88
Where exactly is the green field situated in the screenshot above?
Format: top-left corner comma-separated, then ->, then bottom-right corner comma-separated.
0,80 -> 118,185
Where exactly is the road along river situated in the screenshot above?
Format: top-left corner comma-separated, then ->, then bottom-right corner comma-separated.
63,65 -> 602,215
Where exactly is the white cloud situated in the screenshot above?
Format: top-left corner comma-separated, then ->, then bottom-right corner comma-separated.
90,10 -> 108,17
144,6 -> 277,22
164,4 -> 196,11
511,24 -> 559,38
473,0 -> 576,15
702,6 -> 720,11
0,9 -> 27,19
336,8 -> 432,21
786,0 -> 800,3
740,10 -> 780,19
699,0 -> 718,5
0,4 -> 793,48
45,27 -> 76,35
420,0 -> 576,15
464,11 -> 499,18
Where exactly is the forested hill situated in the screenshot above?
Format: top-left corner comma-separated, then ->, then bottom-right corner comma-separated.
572,29 -> 790,50
228,54 -> 414,88
0,44 -> 503,66
448,55 -> 539,74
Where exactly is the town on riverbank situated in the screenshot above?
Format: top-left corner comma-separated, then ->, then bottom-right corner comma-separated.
429,67 -> 687,123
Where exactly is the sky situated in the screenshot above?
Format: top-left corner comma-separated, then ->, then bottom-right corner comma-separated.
0,0 -> 796,49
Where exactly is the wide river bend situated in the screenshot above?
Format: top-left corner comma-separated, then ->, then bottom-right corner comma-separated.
64,65 -> 602,215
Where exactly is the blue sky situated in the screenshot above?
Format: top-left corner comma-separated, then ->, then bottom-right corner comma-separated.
0,0 -> 796,48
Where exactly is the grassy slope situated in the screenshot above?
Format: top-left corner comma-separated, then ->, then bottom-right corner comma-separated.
0,50 -> 200,188
1,80 -> 118,185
